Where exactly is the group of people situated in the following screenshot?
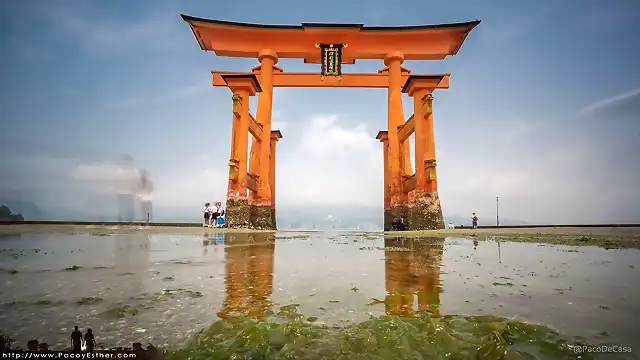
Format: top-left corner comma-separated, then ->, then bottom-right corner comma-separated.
70,326 -> 95,353
202,202 -> 225,227
1,326 -> 160,356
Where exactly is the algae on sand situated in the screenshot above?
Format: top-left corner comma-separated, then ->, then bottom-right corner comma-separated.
166,305 -> 616,360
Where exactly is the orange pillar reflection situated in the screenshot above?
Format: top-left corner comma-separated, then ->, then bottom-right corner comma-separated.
384,240 -> 415,316
218,234 -> 276,320
411,239 -> 443,316
384,237 -> 444,316
246,242 -> 275,319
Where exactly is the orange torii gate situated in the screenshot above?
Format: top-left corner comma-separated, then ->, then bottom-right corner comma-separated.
181,15 -> 480,230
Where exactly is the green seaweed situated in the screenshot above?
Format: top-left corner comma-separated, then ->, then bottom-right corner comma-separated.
33,300 -> 53,305
76,297 -> 103,305
104,305 -> 140,318
165,306 -> 611,360
90,231 -> 111,236
155,288 -> 204,300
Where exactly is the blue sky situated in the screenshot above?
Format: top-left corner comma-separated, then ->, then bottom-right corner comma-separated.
1,0 -> 639,223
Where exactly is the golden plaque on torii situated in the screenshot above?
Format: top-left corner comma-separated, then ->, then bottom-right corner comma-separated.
315,43 -> 348,80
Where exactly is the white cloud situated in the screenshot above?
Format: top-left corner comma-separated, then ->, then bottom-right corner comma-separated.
150,114 -> 383,208
437,134 -> 640,224
277,115 -> 382,207
271,110 -> 288,131
579,87 -> 640,115
151,154 -> 228,207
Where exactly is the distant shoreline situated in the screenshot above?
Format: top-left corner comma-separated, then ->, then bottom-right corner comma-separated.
0,223 -> 639,249
1,220 -> 639,228
1,222 -> 639,234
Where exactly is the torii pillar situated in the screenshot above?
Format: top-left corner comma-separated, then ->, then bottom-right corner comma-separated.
403,76 -> 445,230
223,75 -> 261,228
383,52 -> 413,226
249,49 -> 282,230
268,130 -> 282,229
376,131 -> 393,231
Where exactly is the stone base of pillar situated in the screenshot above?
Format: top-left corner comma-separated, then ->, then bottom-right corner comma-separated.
270,208 -> 277,229
407,193 -> 445,230
250,205 -> 277,230
383,210 -> 393,231
225,199 -> 251,228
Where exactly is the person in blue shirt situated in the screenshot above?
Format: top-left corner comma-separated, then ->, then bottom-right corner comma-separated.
216,209 -> 225,227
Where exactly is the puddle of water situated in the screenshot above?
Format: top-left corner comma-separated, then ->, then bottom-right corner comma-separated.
0,231 -> 638,358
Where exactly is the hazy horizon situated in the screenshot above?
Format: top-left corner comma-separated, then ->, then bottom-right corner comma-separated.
1,0 -> 639,224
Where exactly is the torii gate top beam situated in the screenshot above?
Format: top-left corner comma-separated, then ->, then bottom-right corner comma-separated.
180,15 -> 480,63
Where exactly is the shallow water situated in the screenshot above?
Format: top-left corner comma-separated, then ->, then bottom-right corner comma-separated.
0,231 -> 638,357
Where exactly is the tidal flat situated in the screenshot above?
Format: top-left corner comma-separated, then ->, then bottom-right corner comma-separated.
0,225 -> 639,359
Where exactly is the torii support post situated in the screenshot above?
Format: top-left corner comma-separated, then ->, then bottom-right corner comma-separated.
223,74 -> 262,228
376,131 -> 393,231
383,51 -> 413,225
267,130 -> 282,229
248,49 -> 282,230
402,75 -> 444,230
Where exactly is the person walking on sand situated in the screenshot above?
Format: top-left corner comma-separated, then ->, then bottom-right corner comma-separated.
84,329 -> 95,353
70,326 -> 83,353
203,203 -> 211,227
472,213 -> 478,229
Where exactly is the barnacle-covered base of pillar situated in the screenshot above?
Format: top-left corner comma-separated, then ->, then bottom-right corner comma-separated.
383,210 -> 393,231
250,205 -> 277,230
408,191 -> 445,230
225,199 -> 251,228
270,208 -> 277,229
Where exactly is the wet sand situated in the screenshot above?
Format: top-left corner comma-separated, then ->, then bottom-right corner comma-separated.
406,226 -> 640,237
1,229 -> 639,358
0,224 -> 278,235
1,224 -> 638,237
2,224 -> 639,248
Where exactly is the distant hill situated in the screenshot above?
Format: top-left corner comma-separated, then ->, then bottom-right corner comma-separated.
0,205 -> 24,221
0,199 -> 45,220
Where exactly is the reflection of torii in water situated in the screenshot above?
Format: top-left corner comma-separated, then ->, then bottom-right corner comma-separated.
217,233 -> 275,320
113,234 -> 150,294
384,237 -> 444,316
